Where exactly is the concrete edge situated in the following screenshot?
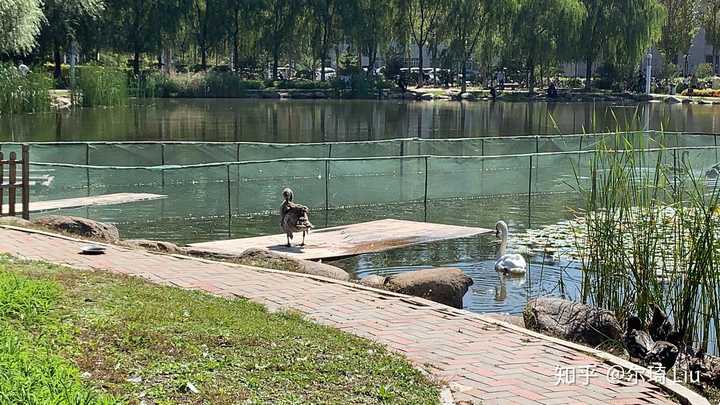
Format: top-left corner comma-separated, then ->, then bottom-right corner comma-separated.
0,224 -> 708,405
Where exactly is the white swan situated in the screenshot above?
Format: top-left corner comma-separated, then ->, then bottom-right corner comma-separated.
494,220 -> 528,274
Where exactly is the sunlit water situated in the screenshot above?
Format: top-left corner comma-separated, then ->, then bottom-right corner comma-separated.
3,98 -> 719,318
2,98 -> 720,142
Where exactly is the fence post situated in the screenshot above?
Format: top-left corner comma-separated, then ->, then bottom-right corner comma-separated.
0,151 -> 3,216
21,145 -> 29,220
161,143 -> 166,188
424,156 -> 429,222
8,152 -> 16,217
86,143 -> 91,195
226,164 -> 232,239
324,160 -> 330,227
527,155 -> 533,228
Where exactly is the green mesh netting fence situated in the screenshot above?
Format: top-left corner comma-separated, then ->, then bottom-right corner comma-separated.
3,131 -> 719,233
1,130 -> 717,167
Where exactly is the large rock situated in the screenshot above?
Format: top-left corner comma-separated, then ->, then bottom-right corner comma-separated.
120,239 -> 183,254
381,268 -> 473,309
33,215 -> 120,242
185,247 -> 350,281
524,298 -> 623,346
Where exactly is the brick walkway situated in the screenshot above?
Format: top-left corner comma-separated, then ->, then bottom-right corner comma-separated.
0,227 -> 690,405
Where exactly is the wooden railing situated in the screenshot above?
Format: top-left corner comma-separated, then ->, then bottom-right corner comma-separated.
0,145 -> 30,219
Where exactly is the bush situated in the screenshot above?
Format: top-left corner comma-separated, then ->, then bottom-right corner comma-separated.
0,65 -> 52,114
695,63 -> 714,79
681,88 -> 720,97
135,72 -> 266,98
74,66 -> 129,107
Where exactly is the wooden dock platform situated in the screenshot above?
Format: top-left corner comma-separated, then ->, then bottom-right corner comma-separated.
2,193 -> 166,214
189,219 -> 491,261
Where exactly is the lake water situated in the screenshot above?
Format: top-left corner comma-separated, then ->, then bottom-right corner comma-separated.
1,98 -> 718,318
2,98 -> 720,142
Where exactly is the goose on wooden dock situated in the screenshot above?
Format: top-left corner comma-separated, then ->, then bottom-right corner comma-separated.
280,188 -> 313,247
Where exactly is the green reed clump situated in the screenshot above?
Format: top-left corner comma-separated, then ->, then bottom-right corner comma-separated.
74,66 -> 128,107
576,133 -> 720,353
135,72 -> 265,98
0,65 -> 52,114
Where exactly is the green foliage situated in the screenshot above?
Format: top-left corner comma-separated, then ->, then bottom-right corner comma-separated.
510,0 -> 585,92
696,62 -> 714,78
658,0 -> 700,63
576,136 -> 720,352
0,258 -> 439,404
0,0 -> 44,54
74,66 -> 129,107
0,267 -> 117,404
0,65 -> 52,114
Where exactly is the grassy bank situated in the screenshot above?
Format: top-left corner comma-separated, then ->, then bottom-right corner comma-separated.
0,256 -> 438,404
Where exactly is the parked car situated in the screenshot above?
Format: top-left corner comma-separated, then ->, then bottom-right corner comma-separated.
315,67 -> 336,81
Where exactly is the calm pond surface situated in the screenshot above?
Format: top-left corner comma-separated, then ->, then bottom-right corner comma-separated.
3,98 -> 719,317
2,98 -> 720,142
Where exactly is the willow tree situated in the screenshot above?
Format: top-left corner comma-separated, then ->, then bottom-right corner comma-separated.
0,0 -> 44,55
309,0 -> 337,81
397,0 -> 450,87
449,0 -> 515,92
40,0 -> 104,79
658,0 -> 701,67
703,0 -> 720,73
512,0 -> 585,94
262,0 -> 302,80
577,0 -> 665,88
341,0 -> 392,76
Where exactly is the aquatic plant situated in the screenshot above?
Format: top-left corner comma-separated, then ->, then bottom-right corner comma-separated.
74,66 -> 129,107
0,64 -> 52,114
575,133 -> 720,353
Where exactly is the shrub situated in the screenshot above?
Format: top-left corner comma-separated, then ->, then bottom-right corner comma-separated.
0,65 -> 52,114
681,88 -> 720,97
135,72 -> 265,98
695,63 -> 714,79
74,66 -> 129,107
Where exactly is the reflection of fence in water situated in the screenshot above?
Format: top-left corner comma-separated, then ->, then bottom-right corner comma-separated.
20,145 -> 720,231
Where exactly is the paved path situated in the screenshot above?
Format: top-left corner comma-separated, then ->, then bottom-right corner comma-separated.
0,227 -> 684,404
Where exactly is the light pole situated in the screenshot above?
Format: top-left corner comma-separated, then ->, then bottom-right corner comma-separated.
645,53 -> 652,95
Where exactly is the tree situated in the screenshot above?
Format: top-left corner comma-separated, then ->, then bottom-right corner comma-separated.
448,0 -> 515,92
40,0 -> 104,79
658,0 -> 701,69
309,0 -> 337,81
511,0 -> 585,94
577,0 -> 664,88
225,0 -> 262,71
702,0 -> 720,73
262,0 -> 302,80
341,0 -> 392,77
0,0 -> 44,55
397,0 -> 449,87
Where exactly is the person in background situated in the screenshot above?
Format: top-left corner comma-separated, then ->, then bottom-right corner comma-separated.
18,60 -> 30,76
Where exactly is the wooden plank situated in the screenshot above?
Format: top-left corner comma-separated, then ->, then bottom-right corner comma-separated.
1,193 -> 166,214
189,219 -> 491,261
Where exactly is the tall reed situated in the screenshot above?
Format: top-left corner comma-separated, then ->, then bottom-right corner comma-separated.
0,65 -> 52,114
576,132 -> 720,353
74,66 -> 128,107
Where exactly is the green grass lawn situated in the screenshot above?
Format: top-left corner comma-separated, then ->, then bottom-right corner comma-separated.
0,256 -> 439,404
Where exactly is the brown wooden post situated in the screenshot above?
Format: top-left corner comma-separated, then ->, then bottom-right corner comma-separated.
0,151 -> 4,216
21,145 -> 30,219
8,152 -> 16,216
